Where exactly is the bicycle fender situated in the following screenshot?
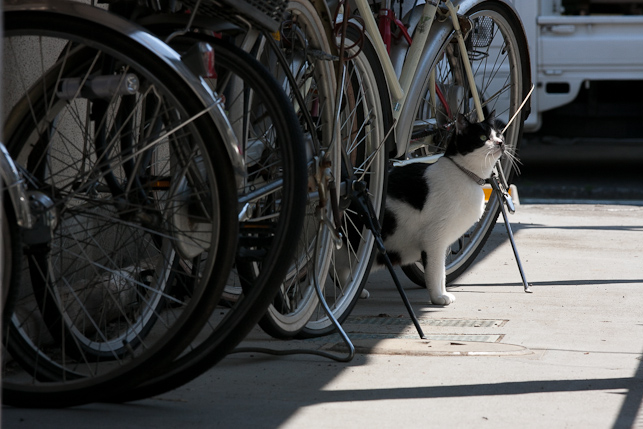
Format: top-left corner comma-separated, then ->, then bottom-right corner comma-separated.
312,0 -> 340,57
4,0 -> 246,186
393,18 -> 453,158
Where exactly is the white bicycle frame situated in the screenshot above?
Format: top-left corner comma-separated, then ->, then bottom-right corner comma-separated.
352,0 -> 485,159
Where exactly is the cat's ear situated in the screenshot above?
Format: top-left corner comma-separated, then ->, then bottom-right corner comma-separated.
455,114 -> 469,134
485,109 -> 506,132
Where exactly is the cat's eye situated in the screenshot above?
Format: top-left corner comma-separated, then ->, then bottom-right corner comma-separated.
479,134 -> 488,141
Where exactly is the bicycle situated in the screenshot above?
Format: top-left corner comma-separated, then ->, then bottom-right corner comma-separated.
109,0 -> 529,390
2,0 -> 243,407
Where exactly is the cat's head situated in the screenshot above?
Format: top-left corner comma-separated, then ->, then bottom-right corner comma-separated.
445,111 -> 505,162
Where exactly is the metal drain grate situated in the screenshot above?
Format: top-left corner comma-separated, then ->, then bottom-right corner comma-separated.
346,317 -> 507,328
307,333 -> 503,343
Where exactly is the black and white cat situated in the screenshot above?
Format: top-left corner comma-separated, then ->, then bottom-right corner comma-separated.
376,113 -> 506,305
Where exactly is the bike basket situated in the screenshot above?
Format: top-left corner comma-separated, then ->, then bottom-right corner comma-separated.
470,16 -> 494,48
181,0 -> 287,33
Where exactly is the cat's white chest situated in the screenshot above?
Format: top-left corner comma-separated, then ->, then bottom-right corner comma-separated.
422,166 -> 484,242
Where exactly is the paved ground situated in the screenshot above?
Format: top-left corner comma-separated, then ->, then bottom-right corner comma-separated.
3,203 -> 643,428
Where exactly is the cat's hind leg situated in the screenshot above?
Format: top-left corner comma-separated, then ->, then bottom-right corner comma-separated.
422,248 -> 456,305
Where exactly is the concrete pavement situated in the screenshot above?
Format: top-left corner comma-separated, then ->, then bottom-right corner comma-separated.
4,203 -> 643,428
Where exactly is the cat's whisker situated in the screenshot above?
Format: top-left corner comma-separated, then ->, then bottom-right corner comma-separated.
484,151 -> 497,168
507,152 -> 522,167
501,150 -> 522,175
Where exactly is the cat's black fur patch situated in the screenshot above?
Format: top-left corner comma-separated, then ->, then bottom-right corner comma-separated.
380,208 -> 397,240
377,250 -> 401,266
386,162 -> 429,211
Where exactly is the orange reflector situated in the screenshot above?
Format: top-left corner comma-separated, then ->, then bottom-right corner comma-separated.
152,180 -> 171,189
483,184 -> 513,201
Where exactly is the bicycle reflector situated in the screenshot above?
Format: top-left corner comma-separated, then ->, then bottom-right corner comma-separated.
182,42 -> 217,79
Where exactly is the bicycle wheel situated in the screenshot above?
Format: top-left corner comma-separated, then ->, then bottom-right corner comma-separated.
251,0 -> 339,339
105,34 -> 308,402
297,26 -> 392,338
2,3 -> 238,407
401,1 -> 530,286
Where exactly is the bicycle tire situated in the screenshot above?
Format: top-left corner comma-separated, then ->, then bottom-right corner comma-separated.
401,1 -> 530,287
2,4 -> 238,407
107,35 -> 308,403
252,0 -> 340,339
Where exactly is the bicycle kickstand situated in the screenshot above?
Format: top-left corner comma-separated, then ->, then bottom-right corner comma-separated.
488,171 -> 532,293
351,180 -> 427,339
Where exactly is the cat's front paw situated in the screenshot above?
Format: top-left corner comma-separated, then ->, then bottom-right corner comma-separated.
429,292 -> 456,306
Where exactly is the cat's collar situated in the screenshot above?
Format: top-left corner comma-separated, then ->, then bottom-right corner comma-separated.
444,157 -> 486,186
